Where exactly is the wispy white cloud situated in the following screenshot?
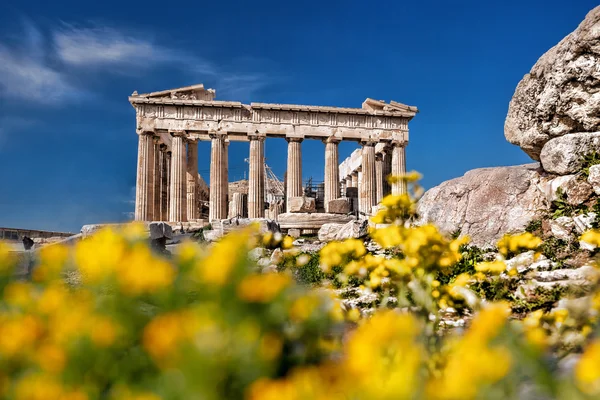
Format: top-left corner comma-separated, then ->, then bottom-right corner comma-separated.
0,21 -> 79,104
0,21 -> 275,105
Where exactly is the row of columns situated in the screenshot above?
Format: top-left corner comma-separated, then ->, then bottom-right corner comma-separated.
341,142 -> 406,215
135,130 -> 407,223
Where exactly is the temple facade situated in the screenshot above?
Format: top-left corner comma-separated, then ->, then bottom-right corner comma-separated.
130,84 -> 417,222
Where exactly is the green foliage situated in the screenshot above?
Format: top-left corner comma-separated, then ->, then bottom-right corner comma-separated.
580,151 -> 600,178
472,277 -> 519,303
437,244 -> 482,285
550,188 -> 587,219
525,218 -> 543,235
292,252 -> 325,286
512,286 -> 566,314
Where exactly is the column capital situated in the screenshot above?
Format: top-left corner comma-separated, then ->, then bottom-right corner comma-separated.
152,136 -> 161,144
209,131 -> 227,140
323,136 -> 341,144
139,130 -> 156,136
375,153 -> 384,161
360,139 -> 378,147
248,134 -> 266,142
159,143 -> 168,151
285,136 -> 303,143
169,130 -> 186,138
390,139 -> 407,147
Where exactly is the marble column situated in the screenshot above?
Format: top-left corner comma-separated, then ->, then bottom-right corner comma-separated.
186,139 -> 199,221
351,172 -> 358,188
382,148 -> 392,196
248,135 -> 265,218
323,138 -> 340,212
391,142 -> 407,195
160,144 -> 170,221
360,143 -> 377,214
134,131 -> 155,221
375,153 -> 384,204
349,172 -> 359,212
169,131 -> 187,222
223,139 -> 230,218
340,180 -> 346,197
209,133 -> 227,221
286,138 -> 303,212
152,137 -> 161,220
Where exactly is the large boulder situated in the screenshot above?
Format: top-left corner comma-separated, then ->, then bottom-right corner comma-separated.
504,6 -> 600,160
540,132 -> 600,175
416,164 -> 549,247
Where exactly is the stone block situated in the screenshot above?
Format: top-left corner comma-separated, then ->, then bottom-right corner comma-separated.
288,196 -> 316,213
328,199 -> 350,214
540,132 -> 600,175
287,228 -> 301,238
336,219 -> 369,240
587,164 -> 600,195
317,219 -> 369,242
318,223 -> 344,241
149,221 -> 173,240
277,213 -> 354,230
543,175 -> 593,206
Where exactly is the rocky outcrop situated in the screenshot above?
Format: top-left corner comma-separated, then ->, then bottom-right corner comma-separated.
417,164 -> 549,247
505,6 -> 600,160
540,132 -> 600,174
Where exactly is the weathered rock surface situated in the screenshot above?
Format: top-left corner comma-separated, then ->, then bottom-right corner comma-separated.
587,164 -> 600,195
416,164 -> 549,247
278,213 -> 354,230
336,219 -> 369,240
505,7 -> 600,160
543,174 -> 593,205
318,223 -> 342,242
549,217 -> 576,241
288,197 -> 316,213
327,199 -> 351,214
540,132 -> 600,175
317,219 -> 368,242
204,218 -> 280,241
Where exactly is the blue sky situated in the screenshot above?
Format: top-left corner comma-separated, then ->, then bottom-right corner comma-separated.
0,0 -> 597,232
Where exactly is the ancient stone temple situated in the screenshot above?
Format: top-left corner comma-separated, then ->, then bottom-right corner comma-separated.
130,84 -> 417,223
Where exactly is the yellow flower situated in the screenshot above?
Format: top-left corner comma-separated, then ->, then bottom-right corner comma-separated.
290,294 -> 321,322
282,236 -> 294,250
195,229 -> 251,286
90,316 -> 119,347
117,244 -> 174,295
475,260 -> 506,274
259,333 -> 283,361
36,343 -> 66,373
0,241 -> 16,275
143,310 -> 200,366
34,243 -> 69,281
575,340 -> 600,395
581,229 -> 600,247
497,232 -> 542,257
75,228 -> 125,283
237,273 -> 291,303
3,282 -> 35,309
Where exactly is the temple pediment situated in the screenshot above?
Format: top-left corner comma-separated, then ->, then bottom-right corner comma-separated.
362,98 -> 419,114
131,84 -> 216,101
